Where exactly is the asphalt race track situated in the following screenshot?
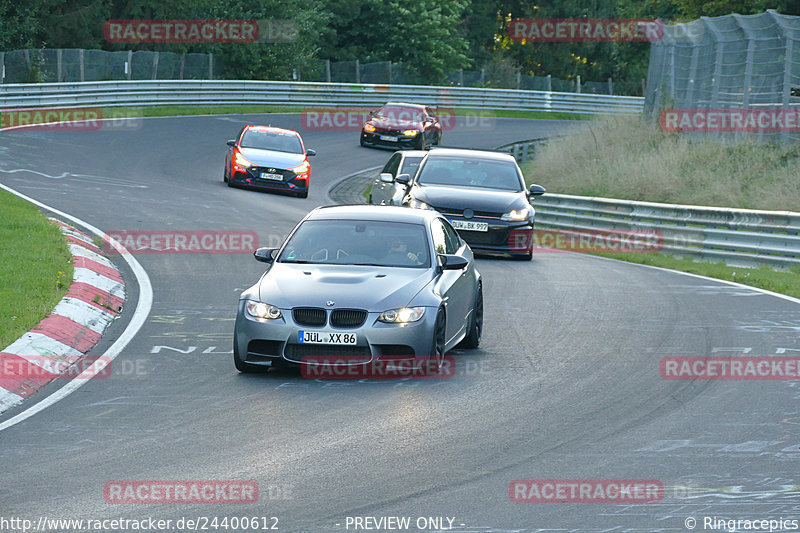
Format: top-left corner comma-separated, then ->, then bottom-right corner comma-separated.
2,114 -> 800,532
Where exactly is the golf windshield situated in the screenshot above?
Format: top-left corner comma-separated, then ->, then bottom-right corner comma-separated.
417,158 -> 523,191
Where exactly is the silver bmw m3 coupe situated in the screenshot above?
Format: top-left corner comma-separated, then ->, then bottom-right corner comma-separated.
233,205 -> 482,373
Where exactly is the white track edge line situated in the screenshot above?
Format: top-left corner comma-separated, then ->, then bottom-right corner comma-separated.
0,183 -> 153,432
584,253 -> 800,306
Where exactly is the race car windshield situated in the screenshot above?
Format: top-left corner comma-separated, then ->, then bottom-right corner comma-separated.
416,158 -> 524,191
375,106 -> 424,123
279,220 -> 431,268
240,130 -> 303,154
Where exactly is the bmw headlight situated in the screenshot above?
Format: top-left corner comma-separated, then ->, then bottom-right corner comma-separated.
379,307 -> 426,323
363,123 -> 376,132
245,300 -> 282,319
501,207 -> 533,222
402,129 -> 418,136
408,198 -> 434,210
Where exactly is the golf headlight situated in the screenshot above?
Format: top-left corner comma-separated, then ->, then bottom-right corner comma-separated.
501,208 -> 532,221
245,300 -> 282,319
363,123 -> 376,132
402,129 -> 418,136
408,198 -> 434,210
378,307 -> 426,323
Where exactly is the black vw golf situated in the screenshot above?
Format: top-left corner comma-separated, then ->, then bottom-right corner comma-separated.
397,148 -> 545,260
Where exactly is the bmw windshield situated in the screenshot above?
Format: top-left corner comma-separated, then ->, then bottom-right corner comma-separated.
278,219 -> 431,268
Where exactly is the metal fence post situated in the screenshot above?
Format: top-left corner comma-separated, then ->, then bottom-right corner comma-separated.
355,59 -> 360,83
209,53 -> 213,80
576,75 -> 581,93
781,28 -> 793,143
1,52 -> 5,84
127,50 -> 132,80
325,59 -> 331,82
152,52 -> 159,80
179,53 -> 185,79
547,74 -> 551,92
608,77 -> 613,95
57,49 -> 62,82
480,67 -> 485,85
388,61 -> 392,84
459,68 -> 464,87
79,49 -> 84,82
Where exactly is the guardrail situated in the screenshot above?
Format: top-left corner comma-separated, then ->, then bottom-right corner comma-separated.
499,140 -> 800,269
0,80 -> 644,115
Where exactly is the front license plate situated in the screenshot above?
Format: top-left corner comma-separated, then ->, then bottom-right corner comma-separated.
260,172 -> 283,181
451,220 -> 489,232
298,331 -> 358,345
380,135 -> 398,142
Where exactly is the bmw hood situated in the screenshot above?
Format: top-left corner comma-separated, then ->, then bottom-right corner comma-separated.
415,185 -> 528,214
239,147 -> 305,169
257,263 -> 434,310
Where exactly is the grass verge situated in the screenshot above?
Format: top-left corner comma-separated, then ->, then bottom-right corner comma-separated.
0,190 -> 74,348
523,114 -> 800,297
8,104 -> 591,125
524,115 -> 800,211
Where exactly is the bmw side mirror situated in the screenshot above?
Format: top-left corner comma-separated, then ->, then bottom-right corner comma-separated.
440,254 -> 468,270
254,247 -> 277,263
395,173 -> 410,185
529,184 -> 546,196
306,149 -> 316,156
379,172 -> 394,183
226,139 -> 236,147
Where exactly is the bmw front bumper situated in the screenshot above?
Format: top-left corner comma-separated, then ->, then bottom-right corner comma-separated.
234,301 -> 439,368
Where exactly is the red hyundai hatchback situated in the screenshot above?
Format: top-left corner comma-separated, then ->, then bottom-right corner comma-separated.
224,125 -> 316,198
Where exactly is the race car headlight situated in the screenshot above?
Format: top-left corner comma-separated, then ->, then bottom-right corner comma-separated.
245,300 -> 282,320
402,129 -> 419,136
234,151 -> 253,168
378,307 -> 425,323
501,208 -> 532,221
408,198 -> 434,210
363,123 -> 376,132
291,161 -> 310,175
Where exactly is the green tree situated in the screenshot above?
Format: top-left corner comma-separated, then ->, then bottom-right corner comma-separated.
318,0 -> 470,84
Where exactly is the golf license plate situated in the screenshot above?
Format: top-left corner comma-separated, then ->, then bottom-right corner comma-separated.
260,172 -> 283,181
451,220 -> 489,232
298,331 -> 358,345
